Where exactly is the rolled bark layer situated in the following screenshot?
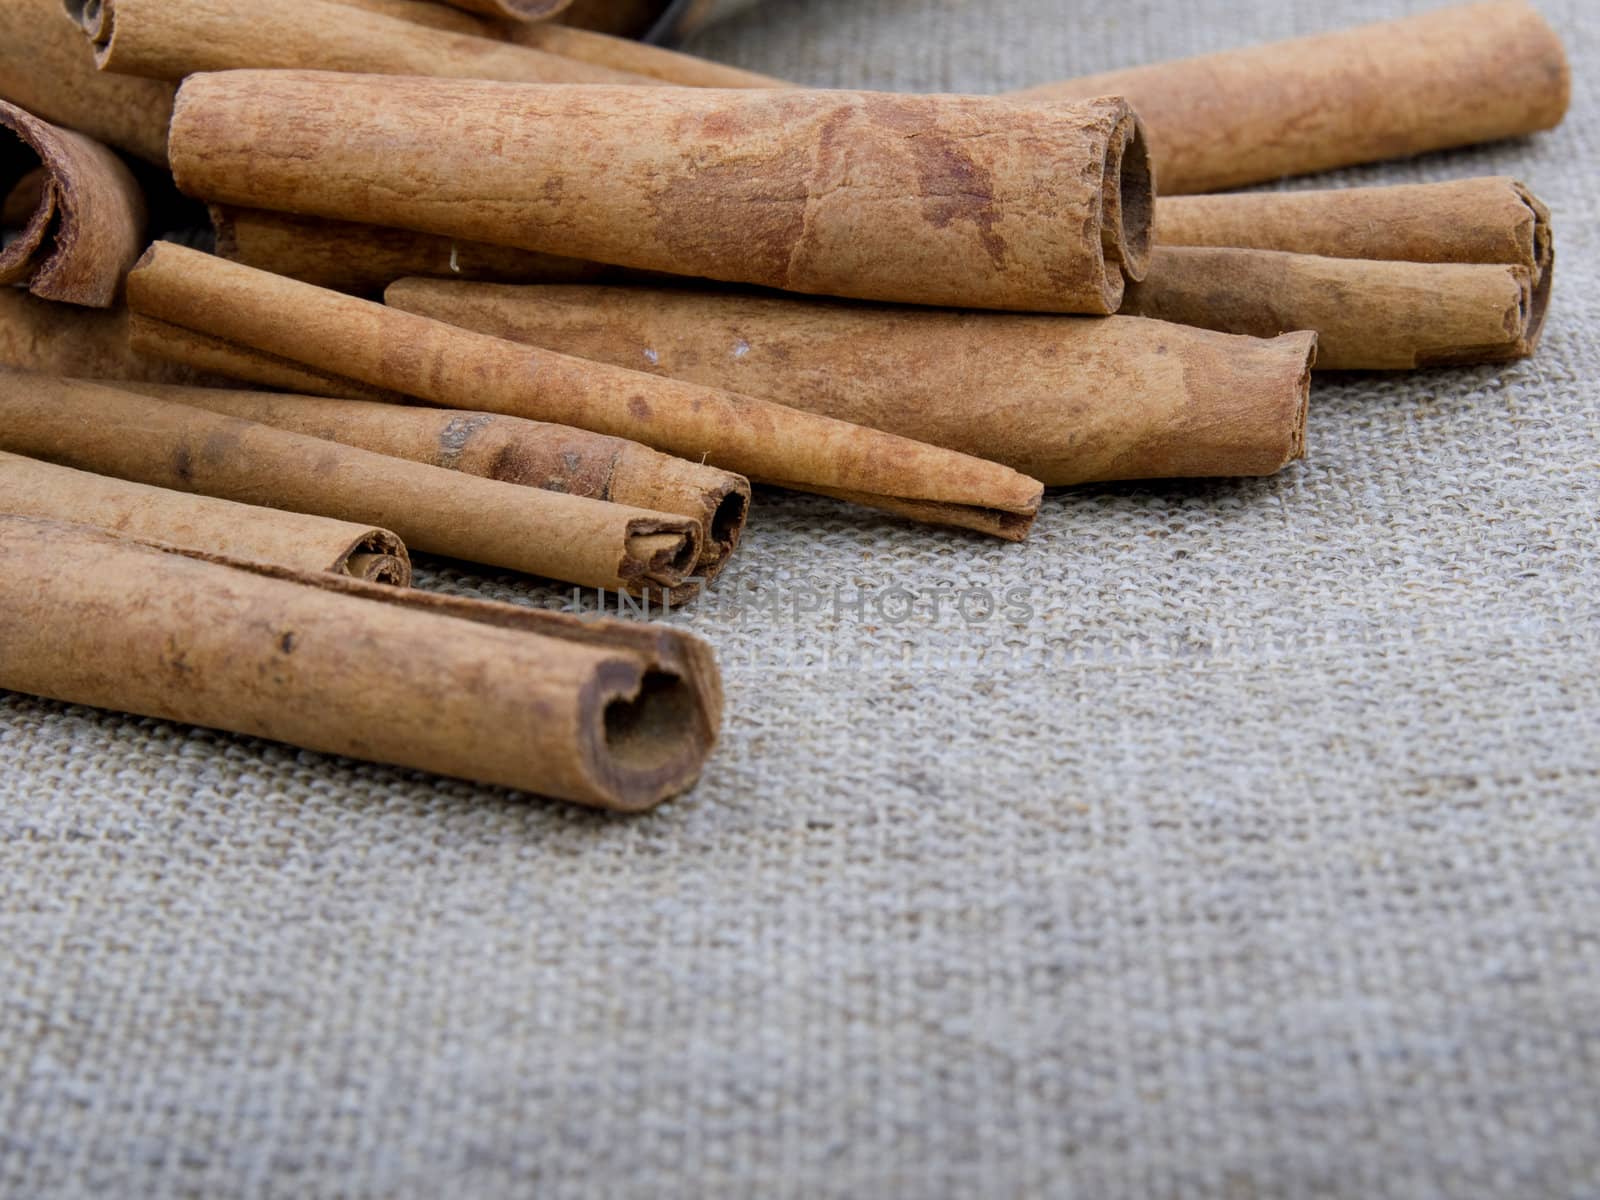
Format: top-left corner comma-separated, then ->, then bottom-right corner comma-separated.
0,449 -> 410,582
1013,1 -> 1570,194
168,71 -> 1152,314
0,371 -> 704,593
123,384 -> 751,580
1157,178 -> 1552,269
69,0 -> 648,85
212,205 -> 607,296
0,290 -> 218,383
1,100 -> 145,306
0,513 -> 720,810
127,243 -> 1043,539
385,281 -> 1315,485
1121,247 -> 1541,370
0,0 -> 174,165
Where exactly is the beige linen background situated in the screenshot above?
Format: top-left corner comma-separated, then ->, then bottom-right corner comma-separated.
2,1 -> 1597,1195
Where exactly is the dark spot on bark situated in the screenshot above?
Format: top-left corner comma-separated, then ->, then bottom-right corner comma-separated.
172,444 -> 193,484
865,97 -> 1007,270
279,632 -> 297,655
437,413 -> 493,468
629,396 -> 653,422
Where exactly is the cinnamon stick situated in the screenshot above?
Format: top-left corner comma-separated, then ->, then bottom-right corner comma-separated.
1120,248 -> 1542,370
126,242 -> 1044,539
0,371 -> 704,593
0,449 -> 410,583
557,0 -> 668,37
167,71 -> 1152,314
68,0 -> 650,85
211,205 -> 607,296
0,513 -> 719,810
1,101 -> 144,307
0,0 -> 174,165
1156,178 -> 1553,271
0,290 -> 217,383
385,281 -> 1315,485
120,384 -> 751,580
1012,1 -> 1570,194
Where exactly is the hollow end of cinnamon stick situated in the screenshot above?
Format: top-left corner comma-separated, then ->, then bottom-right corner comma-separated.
338,529 -> 411,585
1101,103 -> 1153,283
621,520 -> 701,596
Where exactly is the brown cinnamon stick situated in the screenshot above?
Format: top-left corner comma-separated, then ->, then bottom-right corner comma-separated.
0,0 -> 174,165
0,449 -> 410,582
0,371 -> 704,593
1,101 -> 144,307
0,513 -> 719,810
556,0 -> 668,37
1157,178 -> 1553,270
211,205 -> 608,296
68,0 -> 649,85
120,384 -> 751,580
1013,1 -> 1570,194
385,281 -> 1315,485
126,243 -> 1044,539
167,71 -> 1152,314
0,290 -> 217,383
1121,248 -> 1541,370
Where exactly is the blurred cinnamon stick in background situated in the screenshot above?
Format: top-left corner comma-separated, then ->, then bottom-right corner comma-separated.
0,513 -> 719,811
0,291 -> 215,382
68,0 -> 652,84
1012,1 -> 1569,192
126,243 -> 1045,540
385,282 -> 1315,485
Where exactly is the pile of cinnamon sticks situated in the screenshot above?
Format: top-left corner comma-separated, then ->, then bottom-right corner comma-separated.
0,0 -> 1569,808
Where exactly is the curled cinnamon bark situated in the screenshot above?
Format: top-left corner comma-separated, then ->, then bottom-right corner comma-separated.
0,100 -> 145,307
0,449 -> 410,583
66,0 -> 648,85
0,513 -> 720,810
386,281 -> 1315,485
1013,1 -> 1570,193
121,384 -> 751,581
0,371 -> 706,594
168,71 -> 1151,314
1121,248 -> 1542,370
126,243 -> 1044,540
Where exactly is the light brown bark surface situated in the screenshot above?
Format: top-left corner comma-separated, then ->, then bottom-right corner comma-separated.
1013,1 -> 1570,194
123,384 -> 751,580
211,205 -> 607,296
386,281 -> 1314,485
1,100 -> 144,307
0,290 -> 217,382
168,71 -> 1151,314
0,371 -> 704,593
1156,178 -> 1552,270
0,513 -> 720,810
1121,247 -> 1542,370
72,0 -> 648,84
127,243 -> 1043,539
0,449 -> 410,582
0,0 -> 174,165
